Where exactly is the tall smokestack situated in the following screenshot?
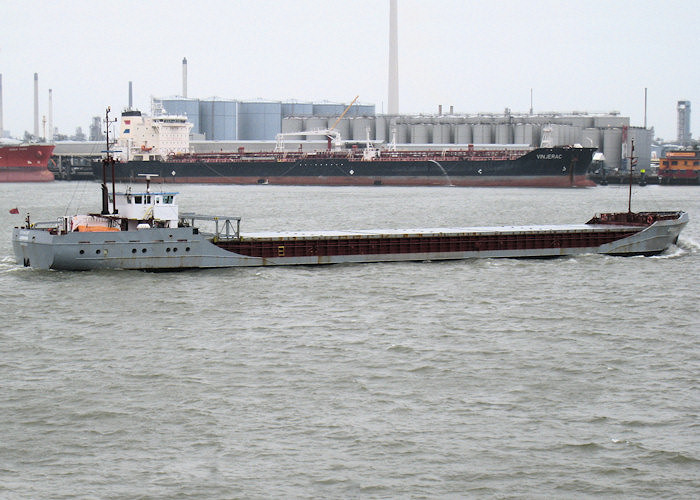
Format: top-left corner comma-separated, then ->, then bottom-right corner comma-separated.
182,57 -> 188,98
128,81 -> 133,109
388,0 -> 398,115
0,74 -> 3,138
48,89 -> 53,142
34,73 -> 39,137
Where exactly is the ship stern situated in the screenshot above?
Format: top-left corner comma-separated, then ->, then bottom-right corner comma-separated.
12,228 -> 56,270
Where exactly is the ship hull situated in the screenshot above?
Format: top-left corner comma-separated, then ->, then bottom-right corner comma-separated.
12,212 -> 687,271
0,144 -> 55,182
104,147 -> 596,187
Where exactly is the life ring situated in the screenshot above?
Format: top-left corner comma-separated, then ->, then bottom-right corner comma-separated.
601,214 -> 608,221
36,150 -> 43,158
646,215 -> 654,225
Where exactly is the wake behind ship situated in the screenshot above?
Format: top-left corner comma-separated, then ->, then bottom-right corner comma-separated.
98,110 -> 596,187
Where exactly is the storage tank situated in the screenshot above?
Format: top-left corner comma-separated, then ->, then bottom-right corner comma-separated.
628,127 -> 653,171
199,98 -> 237,140
396,123 -> 409,143
349,104 -> 376,117
581,128 -> 601,148
495,124 -> 513,144
351,117 -> 374,141
513,123 -> 537,146
304,117 -> 329,140
571,126 -> 583,145
333,118 -> 351,142
312,103 -> 347,117
237,101 -> 282,140
410,123 -> 430,144
375,116 -> 388,142
454,123 -> 472,144
432,123 -> 451,143
602,128 -> 623,171
282,101 -> 313,117
281,117 -> 304,140
594,115 -> 630,129
472,124 -> 492,143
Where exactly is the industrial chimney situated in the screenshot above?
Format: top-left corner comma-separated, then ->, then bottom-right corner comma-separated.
388,0 -> 398,115
34,73 -> 39,137
48,89 -> 53,142
182,57 -> 188,98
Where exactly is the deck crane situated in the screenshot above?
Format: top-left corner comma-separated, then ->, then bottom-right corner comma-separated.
274,96 -> 360,152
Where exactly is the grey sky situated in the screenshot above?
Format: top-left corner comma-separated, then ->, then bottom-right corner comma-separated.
2,0 -> 697,140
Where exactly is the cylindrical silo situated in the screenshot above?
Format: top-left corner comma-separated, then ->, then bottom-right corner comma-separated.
351,117 -> 373,141
454,123 -> 472,144
396,123 -> 409,144
375,116 -> 388,142
514,123 -> 537,146
432,123 -> 451,144
495,123 -> 513,144
281,117 -> 304,140
581,128 -> 601,148
602,128 -> 623,171
304,117 -> 328,140
410,123 -> 430,144
334,117 -> 351,141
472,124 -> 493,143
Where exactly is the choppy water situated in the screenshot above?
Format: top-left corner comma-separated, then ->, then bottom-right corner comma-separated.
1,182 -> 698,498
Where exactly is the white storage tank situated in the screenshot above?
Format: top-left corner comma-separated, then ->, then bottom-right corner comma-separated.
581,128 -> 601,148
351,117 -> 374,141
410,123 -> 430,144
513,123 -> 537,146
432,123 -> 451,143
495,124 -> 513,144
454,123 -> 472,144
281,117 -> 304,140
304,117 -> 329,140
472,124 -> 493,143
602,128 -> 623,171
334,118 -> 351,142
375,116 -> 388,142
628,127 -> 653,171
396,123 -> 409,144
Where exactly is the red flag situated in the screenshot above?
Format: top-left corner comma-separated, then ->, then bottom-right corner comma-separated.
9,207 -> 19,214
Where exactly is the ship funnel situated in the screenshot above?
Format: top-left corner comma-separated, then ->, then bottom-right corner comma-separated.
182,57 -> 187,98
34,73 -> 39,137
388,0 -> 399,115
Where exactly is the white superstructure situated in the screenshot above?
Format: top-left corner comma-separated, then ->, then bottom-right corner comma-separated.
117,110 -> 193,161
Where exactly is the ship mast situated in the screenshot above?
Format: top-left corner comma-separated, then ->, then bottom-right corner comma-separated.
628,140 -> 636,214
101,107 -> 118,215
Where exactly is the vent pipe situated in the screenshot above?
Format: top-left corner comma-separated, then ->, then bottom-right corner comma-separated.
182,57 -> 188,98
388,0 -> 398,115
33,73 -> 39,137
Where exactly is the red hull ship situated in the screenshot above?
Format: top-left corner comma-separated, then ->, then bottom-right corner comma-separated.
0,143 -> 55,182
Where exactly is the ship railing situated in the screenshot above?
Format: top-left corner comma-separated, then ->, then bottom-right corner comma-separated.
27,217 -> 70,235
180,213 -> 241,241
